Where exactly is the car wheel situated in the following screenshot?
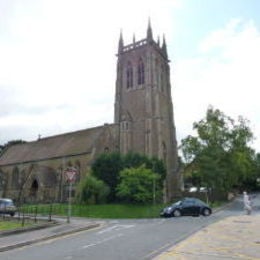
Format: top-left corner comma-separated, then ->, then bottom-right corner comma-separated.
173,209 -> 181,217
10,212 -> 15,217
202,208 -> 211,216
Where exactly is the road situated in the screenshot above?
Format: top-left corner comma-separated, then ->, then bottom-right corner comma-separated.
1,195 -> 256,260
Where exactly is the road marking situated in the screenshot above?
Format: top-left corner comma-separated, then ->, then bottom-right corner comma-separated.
82,233 -> 123,249
97,225 -> 119,234
82,243 -> 97,249
97,224 -> 135,234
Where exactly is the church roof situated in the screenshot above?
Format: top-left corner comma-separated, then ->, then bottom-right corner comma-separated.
0,125 -> 113,166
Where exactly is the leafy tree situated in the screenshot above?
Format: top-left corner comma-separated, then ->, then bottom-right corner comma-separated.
123,152 -> 166,181
181,106 -> 255,192
240,152 -> 260,191
116,165 -> 161,203
91,152 -> 123,202
91,152 -> 166,203
76,175 -> 110,204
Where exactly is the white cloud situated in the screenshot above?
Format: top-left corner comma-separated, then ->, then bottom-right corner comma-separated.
175,19 -> 260,150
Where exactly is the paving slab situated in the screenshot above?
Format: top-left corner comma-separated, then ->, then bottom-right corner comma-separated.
154,214 -> 260,260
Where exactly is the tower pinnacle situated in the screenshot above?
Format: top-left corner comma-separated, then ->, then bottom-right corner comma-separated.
118,30 -> 124,54
146,18 -> 153,42
162,34 -> 168,59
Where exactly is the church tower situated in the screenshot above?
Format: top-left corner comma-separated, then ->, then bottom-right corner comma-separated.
114,21 -> 180,201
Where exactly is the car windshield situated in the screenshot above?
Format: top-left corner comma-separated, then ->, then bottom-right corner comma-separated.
173,200 -> 182,206
0,200 -> 14,206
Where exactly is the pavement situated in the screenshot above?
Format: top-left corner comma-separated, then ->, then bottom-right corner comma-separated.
0,203 -> 260,259
0,217 -> 102,252
154,214 -> 260,260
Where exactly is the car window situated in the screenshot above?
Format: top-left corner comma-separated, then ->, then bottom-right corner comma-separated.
0,200 -> 14,207
183,200 -> 194,206
194,199 -> 206,206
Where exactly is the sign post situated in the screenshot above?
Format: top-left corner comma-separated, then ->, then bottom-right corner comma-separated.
64,167 -> 77,223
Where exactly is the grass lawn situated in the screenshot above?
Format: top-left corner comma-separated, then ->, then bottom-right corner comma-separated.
21,203 -> 166,219
0,220 -> 31,231
73,204 -> 165,218
21,200 -> 224,219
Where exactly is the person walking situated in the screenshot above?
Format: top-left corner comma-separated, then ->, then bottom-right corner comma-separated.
243,191 -> 252,215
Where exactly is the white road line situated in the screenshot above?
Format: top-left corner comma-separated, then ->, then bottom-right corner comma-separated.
82,234 -> 123,249
82,243 -> 97,249
97,225 -> 119,234
97,224 -> 135,234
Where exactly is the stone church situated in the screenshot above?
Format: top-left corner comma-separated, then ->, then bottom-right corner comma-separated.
0,21 -> 180,203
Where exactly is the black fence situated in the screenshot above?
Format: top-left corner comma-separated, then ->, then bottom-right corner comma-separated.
0,203 -> 60,228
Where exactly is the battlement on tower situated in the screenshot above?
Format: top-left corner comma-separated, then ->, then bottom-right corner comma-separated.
119,37 -> 168,60
122,39 -> 147,52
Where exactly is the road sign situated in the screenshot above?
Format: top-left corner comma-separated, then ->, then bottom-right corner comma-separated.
64,167 -> 77,183
63,167 -> 77,224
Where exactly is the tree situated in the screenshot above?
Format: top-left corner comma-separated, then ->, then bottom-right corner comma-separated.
123,152 -> 166,182
76,175 -> 110,204
116,165 -> 161,203
181,106 -> 255,192
91,152 -> 166,203
91,152 -> 123,202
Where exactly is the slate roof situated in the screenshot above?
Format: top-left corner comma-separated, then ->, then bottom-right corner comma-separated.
0,125 -> 109,166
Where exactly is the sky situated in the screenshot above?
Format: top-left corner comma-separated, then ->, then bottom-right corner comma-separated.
1,0 -> 260,152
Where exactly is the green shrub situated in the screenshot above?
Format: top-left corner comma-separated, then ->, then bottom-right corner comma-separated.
76,175 -> 110,204
116,165 -> 162,203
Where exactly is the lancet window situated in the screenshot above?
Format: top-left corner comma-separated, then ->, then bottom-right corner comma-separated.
137,58 -> 145,85
126,62 -> 133,88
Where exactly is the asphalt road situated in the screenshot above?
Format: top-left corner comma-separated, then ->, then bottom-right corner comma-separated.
0,196 -> 251,260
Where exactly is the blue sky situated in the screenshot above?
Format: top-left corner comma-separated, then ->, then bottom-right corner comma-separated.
0,0 -> 260,152
172,0 -> 260,58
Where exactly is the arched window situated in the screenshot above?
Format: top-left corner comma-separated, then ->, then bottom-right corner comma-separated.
30,179 -> 39,197
126,62 -> 133,88
138,58 -> 145,85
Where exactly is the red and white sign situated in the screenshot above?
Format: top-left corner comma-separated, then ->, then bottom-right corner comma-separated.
64,167 -> 77,183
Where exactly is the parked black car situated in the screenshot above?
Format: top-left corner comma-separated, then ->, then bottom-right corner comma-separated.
0,198 -> 17,216
160,197 -> 212,217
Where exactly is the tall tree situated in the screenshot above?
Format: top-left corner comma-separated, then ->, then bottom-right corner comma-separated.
91,152 -> 123,202
181,106 -> 255,192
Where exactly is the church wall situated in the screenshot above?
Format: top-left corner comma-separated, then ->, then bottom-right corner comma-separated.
0,153 -> 93,203
0,123 -> 120,203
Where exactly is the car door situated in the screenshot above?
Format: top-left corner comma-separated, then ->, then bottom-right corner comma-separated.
192,200 -> 201,215
181,200 -> 195,215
